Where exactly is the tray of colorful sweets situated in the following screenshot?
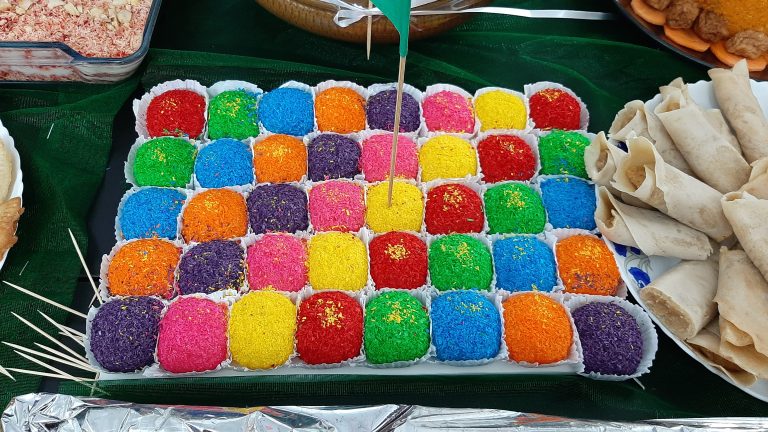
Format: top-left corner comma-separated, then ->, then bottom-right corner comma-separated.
87,78 -> 657,380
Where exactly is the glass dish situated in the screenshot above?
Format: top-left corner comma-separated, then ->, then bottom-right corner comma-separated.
0,0 -> 162,83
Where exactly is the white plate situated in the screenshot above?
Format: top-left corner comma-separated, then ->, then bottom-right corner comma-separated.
0,119 -> 24,270
614,78 -> 768,403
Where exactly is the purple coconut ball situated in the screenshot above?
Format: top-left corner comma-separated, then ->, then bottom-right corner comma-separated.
572,302 -> 644,376
247,183 -> 309,234
307,134 -> 361,181
366,89 -> 421,132
89,297 -> 164,373
177,240 -> 246,295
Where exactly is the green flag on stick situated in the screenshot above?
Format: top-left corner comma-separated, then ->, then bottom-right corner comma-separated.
371,0 -> 411,206
371,0 -> 410,57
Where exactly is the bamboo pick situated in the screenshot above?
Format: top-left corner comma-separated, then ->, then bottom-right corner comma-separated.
4,342 -> 96,372
4,367 -> 95,382
12,350 -> 101,394
366,0 -> 373,60
3,281 -> 87,319
58,331 -> 85,346
387,56 -> 407,207
34,343 -> 94,371
0,364 -> 14,381
11,312 -> 88,362
68,228 -> 102,305
38,310 -> 86,339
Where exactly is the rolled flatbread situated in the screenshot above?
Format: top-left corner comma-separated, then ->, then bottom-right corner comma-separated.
708,60 -> 768,163
704,109 -> 742,155
722,191 -> 768,281
584,133 -> 651,209
612,136 -> 732,242
595,187 -> 712,260
720,316 -> 753,347
715,247 -> 768,356
720,339 -> 768,380
738,158 -> 768,199
639,260 -> 718,340
644,99 -> 693,175
657,103 -> 750,193
687,321 -> 757,387
609,100 -> 651,142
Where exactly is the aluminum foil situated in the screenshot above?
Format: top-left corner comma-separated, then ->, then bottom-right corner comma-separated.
3,393 -> 768,432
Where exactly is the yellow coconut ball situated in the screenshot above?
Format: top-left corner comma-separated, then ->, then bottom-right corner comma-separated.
229,291 -> 297,370
308,232 -> 369,290
366,181 -> 424,233
475,90 -> 527,131
418,136 -> 477,182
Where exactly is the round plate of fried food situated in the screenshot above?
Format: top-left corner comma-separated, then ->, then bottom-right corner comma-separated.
0,120 -> 24,270
614,0 -> 768,79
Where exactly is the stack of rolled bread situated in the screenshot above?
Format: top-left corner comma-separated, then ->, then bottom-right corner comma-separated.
586,59 -> 768,386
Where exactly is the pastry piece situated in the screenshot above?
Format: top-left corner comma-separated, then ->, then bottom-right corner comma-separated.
609,100 -> 650,142
595,187 -> 712,260
645,97 -> 693,175
687,322 -> 757,387
639,260 -> 718,340
715,247 -> 768,356
702,109 -> 742,155
722,191 -> 768,282
739,158 -> 768,199
611,136 -> 731,241
0,138 -> 14,201
0,197 -> 23,256
584,133 -> 651,209
708,60 -> 768,163
666,0 -> 699,29
656,98 -> 750,193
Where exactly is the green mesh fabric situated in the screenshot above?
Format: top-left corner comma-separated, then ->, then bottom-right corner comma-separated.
3,0 -> 768,420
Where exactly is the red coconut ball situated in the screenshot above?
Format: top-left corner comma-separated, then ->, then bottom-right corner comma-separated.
296,291 -> 363,365
529,88 -> 581,131
477,135 -> 537,183
146,89 -> 207,138
425,184 -> 484,234
369,232 -> 427,289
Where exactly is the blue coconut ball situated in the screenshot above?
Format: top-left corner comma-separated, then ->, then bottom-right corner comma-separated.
493,236 -> 557,292
194,138 -> 253,188
119,187 -> 185,240
540,176 -> 596,230
258,87 -> 314,135
430,291 -> 501,361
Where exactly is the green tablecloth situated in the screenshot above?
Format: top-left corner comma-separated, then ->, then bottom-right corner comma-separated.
1,0 -> 766,419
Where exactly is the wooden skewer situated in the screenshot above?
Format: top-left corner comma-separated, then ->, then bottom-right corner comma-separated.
366,0 -> 373,60
34,343 -> 94,371
12,350 -> 100,394
0,364 -> 15,381
11,312 -> 88,362
3,281 -> 87,319
387,56 -> 407,207
58,331 -> 85,346
4,367 -> 95,382
5,343 -> 96,372
38,310 -> 86,341
68,228 -> 102,305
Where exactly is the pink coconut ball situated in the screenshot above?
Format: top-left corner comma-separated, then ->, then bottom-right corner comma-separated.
422,90 -> 475,133
247,233 -> 308,292
157,297 -> 228,374
309,181 -> 366,232
360,133 -> 418,182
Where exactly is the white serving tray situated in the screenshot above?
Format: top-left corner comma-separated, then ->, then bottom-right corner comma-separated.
616,78 -> 768,403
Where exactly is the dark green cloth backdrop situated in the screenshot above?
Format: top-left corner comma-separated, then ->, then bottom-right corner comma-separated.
0,0 -> 765,420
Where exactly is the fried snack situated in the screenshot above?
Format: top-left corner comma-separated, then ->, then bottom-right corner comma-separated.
687,321 -> 757,387
0,197 -> 23,256
0,138 -> 15,202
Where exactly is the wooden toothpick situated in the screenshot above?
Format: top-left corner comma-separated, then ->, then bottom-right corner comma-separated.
38,310 -> 86,338
4,368 -> 94,381
3,281 -> 87,319
68,228 -> 102,305
387,56 -> 407,207
5,343 -> 96,372
0,364 -> 14,381
11,312 -> 87,362
34,343 -> 93,370
12,350 -> 100,394
366,0 -> 373,60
